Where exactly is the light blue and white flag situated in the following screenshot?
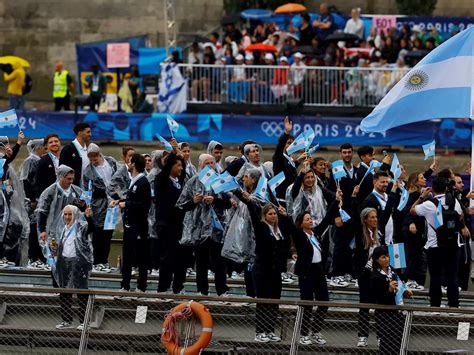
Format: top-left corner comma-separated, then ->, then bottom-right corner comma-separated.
158,62 -> 187,114
80,190 -> 92,206
166,116 -> 180,137
156,134 -> 173,152
0,109 -> 19,129
254,175 -> 269,202
435,200 -> 444,228
213,176 -> 240,193
307,143 -> 320,156
388,242 -> 406,269
361,28 -> 474,133
395,276 -> 406,305
210,207 -> 224,231
363,159 -> 383,179
422,140 -> 436,160
304,127 -> 315,150
103,206 -> 119,231
397,186 -> 410,211
268,171 -> 285,196
339,208 -> 351,223
198,165 -> 218,190
286,132 -> 306,155
332,160 -> 347,181
0,159 -> 5,179
391,153 -> 402,180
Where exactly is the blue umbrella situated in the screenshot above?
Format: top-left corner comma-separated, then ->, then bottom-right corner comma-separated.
241,9 -> 273,20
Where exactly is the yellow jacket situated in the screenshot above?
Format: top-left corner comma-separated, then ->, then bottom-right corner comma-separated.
3,63 -> 25,96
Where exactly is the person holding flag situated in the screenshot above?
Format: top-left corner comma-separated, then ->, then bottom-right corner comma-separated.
236,144 -> 272,183
410,178 -> 469,309
0,129 -> 24,181
176,154 -> 232,299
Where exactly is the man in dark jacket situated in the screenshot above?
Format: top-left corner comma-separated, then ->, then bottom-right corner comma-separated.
115,154 -> 152,293
35,134 -> 61,196
59,122 -> 91,187
225,139 -> 256,176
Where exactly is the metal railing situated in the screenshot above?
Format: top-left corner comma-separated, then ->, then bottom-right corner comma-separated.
178,64 -> 409,107
0,285 -> 472,354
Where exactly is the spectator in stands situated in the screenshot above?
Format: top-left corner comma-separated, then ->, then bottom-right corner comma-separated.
381,36 -> 399,64
367,27 -> 382,49
223,35 -> 239,58
223,21 -> 242,44
2,62 -> 26,110
313,3 -> 335,40
425,38 -> 435,52
344,8 -> 365,39
127,66 -> 140,105
412,37 -> 424,51
398,24 -> 411,42
290,52 -> 306,98
410,25 -> 422,44
134,92 -> 153,113
252,23 -> 269,43
191,53 -> 215,102
272,57 -> 289,102
231,54 -> 246,82
84,64 -> 106,112
299,13 -> 314,46
208,32 -> 222,55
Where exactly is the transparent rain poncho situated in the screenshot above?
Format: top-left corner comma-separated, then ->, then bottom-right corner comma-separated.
2,166 -> 30,265
287,178 -> 327,225
36,166 -> 83,258
176,175 -> 227,246
235,144 -> 272,183
0,189 -> 10,244
82,155 -> 117,228
107,164 -> 131,200
51,205 -> 94,289
20,139 -> 43,181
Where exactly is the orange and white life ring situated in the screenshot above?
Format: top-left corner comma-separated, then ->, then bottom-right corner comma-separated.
161,301 -> 213,355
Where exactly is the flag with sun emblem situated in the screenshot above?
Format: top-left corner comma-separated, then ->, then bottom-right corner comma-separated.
361,27 -> 474,133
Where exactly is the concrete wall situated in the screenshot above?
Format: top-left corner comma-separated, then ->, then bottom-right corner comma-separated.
0,0 -> 223,104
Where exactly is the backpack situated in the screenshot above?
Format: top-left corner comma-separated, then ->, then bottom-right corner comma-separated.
428,194 -> 461,248
23,74 -> 32,95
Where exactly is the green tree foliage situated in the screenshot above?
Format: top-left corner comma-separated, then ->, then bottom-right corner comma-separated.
396,0 -> 437,15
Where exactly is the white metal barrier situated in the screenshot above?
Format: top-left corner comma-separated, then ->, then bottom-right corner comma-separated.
177,64 -> 409,107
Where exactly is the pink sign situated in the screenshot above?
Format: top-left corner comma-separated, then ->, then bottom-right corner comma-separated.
106,43 -> 130,68
372,15 -> 397,36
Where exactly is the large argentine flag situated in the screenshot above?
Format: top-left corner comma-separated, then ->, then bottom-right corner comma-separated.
361,27 -> 474,132
158,63 -> 187,114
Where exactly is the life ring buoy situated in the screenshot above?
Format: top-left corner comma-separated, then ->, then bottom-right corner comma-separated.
161,301 -> 213,355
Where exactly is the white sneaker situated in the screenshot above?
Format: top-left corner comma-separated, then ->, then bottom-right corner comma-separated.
208,270 -> 215,279
299,335 -> 312,345
157,291 -> 173,303
114,288 -> 130,299
131,267 -> 138,276
357,336 -> 368,347
311,332 -> 327,345
77,323 -> 88,331
254,333 -> 270,343
231,271 -> 243,280
151,269 -> 159,276
330,276 -> 350,288
442,286 -> 447,294
343,274 -> 354,283
186,268 -> 196,276
407,281 -> 424,291
281,273 -> 294,284
267,332 -> 281,342
56,321 -> 73,329
354,280 -> 359,288
218,292 -> 232,305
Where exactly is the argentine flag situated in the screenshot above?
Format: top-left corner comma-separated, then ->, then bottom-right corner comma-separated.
304,127 -> 315,150
156,134 -> 173,152
422,140 -> 436,160
210,207 -> 224,231
158,62 -> 187,114
339,208 -> 351,223
211,171 -> 236,193
397,186 -> 410,211
104,207 -> 119,231
198,165 -> 218,190
388,242 -> 406,269
268,171 -> 285,196
254,175 -> 269,202
391,153 -> 402,180
0,109 -> 19,129
395,275 -> 406,305
361,27 -> 474,133
363,159 -> 382,179
307,143 -> 320,155
435,200 -> 444,228
286,132 -> 306,155
167,116 -> 180,136
0,159 -> 5,179
332,160 -> 346,181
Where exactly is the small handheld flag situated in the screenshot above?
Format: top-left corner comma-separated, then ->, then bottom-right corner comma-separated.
80,190 -> 92,206
434,200 -> 444,228
391,153 -> 402,180
268,171 -> 285,196
0,109 -> 19,129
198,165 -> 218,191
211,173 -> 240,193
397,186 -> 409,211
395,276 -> 406,305
210,207 -> 224,231
304,127 -> 315,150
166,116 -> 180,138
339,208 -> 351,223
0,159 -> 5,179
422,140 -> 436,161
307,143 -> 320,156
103,206 -> 119,230
332,160 -> 347,181
286,132 -> 306,155
388,243 -> 406,269
363,160 -> 383,179
254,175 -> 269,202
156,134 -> 173,151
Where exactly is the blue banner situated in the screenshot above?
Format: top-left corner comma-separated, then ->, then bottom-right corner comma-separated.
2,111 -> 470,149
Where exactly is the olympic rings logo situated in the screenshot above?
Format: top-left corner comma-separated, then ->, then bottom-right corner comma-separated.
261,121 -> 285,137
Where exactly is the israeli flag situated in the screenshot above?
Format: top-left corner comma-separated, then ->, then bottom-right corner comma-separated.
156,134 -> 173,152
198,165 -> 218,190
254,175 -> 269,202
422,140 -> 436,160
210,207 -> 224,231
395,276 -> 406,305
397,186 -> 410,211
435,200 -> 444,228
158,62 -> 187,114
167,116 -> 180,135
0,109 -> 19,129
332,160 -> 347,181
339,208 -> 351,223
388,242 -> 406,269
103,207 -> 119,231
361,28 -> 474,133
0,159 -> 5,179
304,127 -> 315,150
307,143 -> 320,156
268,171 -> 285,196
286,132 -> 306,155
391,153 -> 402,180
